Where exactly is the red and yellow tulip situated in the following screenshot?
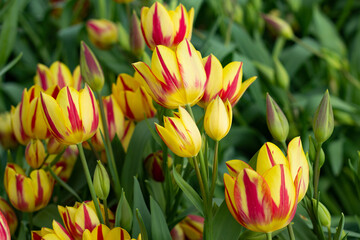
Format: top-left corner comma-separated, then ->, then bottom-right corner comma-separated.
155,107 -> 201,158
224,137 -> 309,233
34,61 -> 82,91
86,19 -> 118,49
140,2 -> 194,50
0,211 -> 10,240
144,151 -> 173,182
0,111 -> 18,149
133,39 -> 206,109
40,85 -> 99,145
204,97 -> 232,141
199,54 -> 256,107
4,163 -> 56,212
171,215 -> 204,240
112,72 -> 156,121
25,139 -> 46,169
0,197 -> 17,236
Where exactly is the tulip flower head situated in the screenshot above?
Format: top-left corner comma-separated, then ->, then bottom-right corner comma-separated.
133,39 -> 206,109
224,137 -> 309,233
86,19 -> 118,49
171,215 -> 204,240
199,54 -> 256,107
0,211 -> 10,240
155,107 -> 201,158
4,163 -> 56,212
40,85 -> 99,145
112,72 -> 156,121
130,11 -> 145,56
140,2 -> 194,50
0,197 -> 17,236
204,97 -> 232,141
144,150 -> 173,182
25,139 -> 46,169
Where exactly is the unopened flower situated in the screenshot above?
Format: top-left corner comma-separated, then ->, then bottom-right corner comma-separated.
313,90 -> 334,144
86,19 -> 118,49
25,139 -> 46,169
144,151 -> 173,182
266,93 -> 289,142
171,215 -> 204,240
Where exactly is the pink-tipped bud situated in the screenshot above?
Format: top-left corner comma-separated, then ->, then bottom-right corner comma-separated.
144,151 -> 173,182
266,93 -> 289,142
262,13 -> 294,39
130,11 -> 145,57
80,41 -> 104,92
86,19 -> 118,49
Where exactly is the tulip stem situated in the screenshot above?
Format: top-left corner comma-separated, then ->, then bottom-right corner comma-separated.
77,143 -> 104,224
313,142 -> 323,200
47,166 -> 82,202
96,91 -> 121,199
266,232 -> 272,240
162,142 -> 172,217
209,141 -> 219,201
103,199 -> 110,227
192,157 -> 207,212
98,0 -> 106,19
287,223 -> 296,240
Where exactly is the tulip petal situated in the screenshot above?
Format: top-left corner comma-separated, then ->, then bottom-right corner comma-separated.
287,137 -> 309,202
171,5 -> 189,45
74,204 -> 100,236
220,62 -> 243,105
257,142 -> 289,176
104,227 -> 131,240
7,170 -> 35,212
89,224 -> 110,240
79,86 -> 99,140
225,160 -> 252,177
224,174 -> 242,224
30,169 -> 52,211
52,220 -> 72,240
50,61 -> 73,88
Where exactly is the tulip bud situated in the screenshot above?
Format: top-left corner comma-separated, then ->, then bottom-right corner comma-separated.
179,215 -> 204,240
312,199 -> 331,228
170,224 -> 185,240
47,137 -> 65,155
273,57 -> 290,90
117,190 -> 133,232
262,13 -> 294,39
80,41 -> 105,92
266,93 -> 289,142
204,97 -> 232,141
130,11 -> 145,57
86,19 -> 118,49
25,139 -> 46,169
313,90 -> 334,144
308,136 -> 325,167
144,151 -> 173,182
0,112 -> 18,149
93,161 -> 110,200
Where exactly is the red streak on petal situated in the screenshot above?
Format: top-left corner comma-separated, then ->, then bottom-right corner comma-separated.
120,228 -> 124,239
83,43 -> 101,76
104,98 -> 115,138
66,87 -> 83,133
29,88 -> 36,101
124,92 -> 135,119
265,143 -> 276,167
32,232 -> 42,240
40,94 -> 65,140
168,118 -> 187,142
220,62 -> 243,103
31,101 -> 39,132
57,64 -> 66,88
185,39 -> 192,57
224,181 -> 241,223
34,171 -> 44,207
226,163 -> 238,176
119,75 -> 133,91
88,87 -> 99,133
140,88 -> 155,118
272,165 -> 291,219
18,101 -> 28,141
37,67 -> 48,90
16,175 -> 29,210
141,21 -> 152,49
173,6 -> 187,45
121,121 -> 131,141
152,3 -> 171,46
97,224 -> 104,240
156,47 -> 180,90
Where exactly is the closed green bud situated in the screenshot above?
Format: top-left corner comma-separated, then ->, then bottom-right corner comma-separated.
80,42 -> 104,91
273,57 -> 290,89
313,90 -> 334,144
262,13 -> 294,39
116,190 -> 133,232
266,93 -> 289,142
312,199 -> 331,228
93,160 -> 110,200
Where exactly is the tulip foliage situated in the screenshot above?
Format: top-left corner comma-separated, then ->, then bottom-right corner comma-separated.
0,0 -> 359,240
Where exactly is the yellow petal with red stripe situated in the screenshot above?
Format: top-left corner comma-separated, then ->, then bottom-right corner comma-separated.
287,137 -> 309,202
0,211 -> 10,240
30,169 -> 53,211
88,224 -> 110,240
79,86 -> 99,140
50,61 -> 73,89
35,64 -> 54,90
257,142 -> 288,176
220,62 -> 243,106
52,220 -> 72,240
73,66 -> 82,91
7,170 -> 35,212
224,173 -> 242,224
74,204 -> 100,236
104,227 -> 131,240
225,160 -> 252,177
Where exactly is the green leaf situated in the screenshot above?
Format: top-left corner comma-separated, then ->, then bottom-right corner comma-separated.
33,204 -> 62,228
0,151 -> 7,196
327,138 -> 344,176
136,209 -> 149,240
334,213 -> 345,240
132,177 -> 151,237
172,167 -> 203,215
213,200 -> 242,240
0,52 -> 22,77
145,179 -> 166,213
58,24 -> 83,70
150,197 -> 172,240
121,119 -> 154,203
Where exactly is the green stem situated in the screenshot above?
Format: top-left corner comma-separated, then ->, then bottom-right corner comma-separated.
266,232 -> 272,240
162,142 -> 172,217
103,199 -> 110,227
98,0 -> 107,19
281,140 -> 288,153
29,212 -> 33,231
292,36 -> 324,59
47,166 -> 82,202
287,224 -> 296,240
96,91 -> 121,199
225,19 -> 233,46
313,143 -> 323,199
209,141 -> 219,200
327,226 -> 332,240
77,143 -> 104,224
272,37 -> 286,59
192,157 -> 207,211
87,139 -> 101,160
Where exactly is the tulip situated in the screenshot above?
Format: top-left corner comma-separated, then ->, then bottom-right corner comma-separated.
313,90 -> 334,144
204,97 -> 232,141
58,200 -> 115,239
80,42 -> 105,91
155,107 -> 201,157
130,11 -> 145,56
86,19 -> 118,49
112,72 -> 156,121
224,137 -> 309,233
4,163 -> 56,212
117,191 -> 133,232
0,211 -> 10,240
121,120 -> 135,152
144,151 -> 173,182
0,197 -> 17,236
34,61 -> 82,90
25,139 -> 46,169
0,111 -> 18,149
262,13 -> 294,39
199,54 -> 257,107
171,215 -> 204,240
266,93 -> 289,143
140,2 -> 194,50
40,85 -> 99,145
133,39 -> 206,109
93,161 -> 110,200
